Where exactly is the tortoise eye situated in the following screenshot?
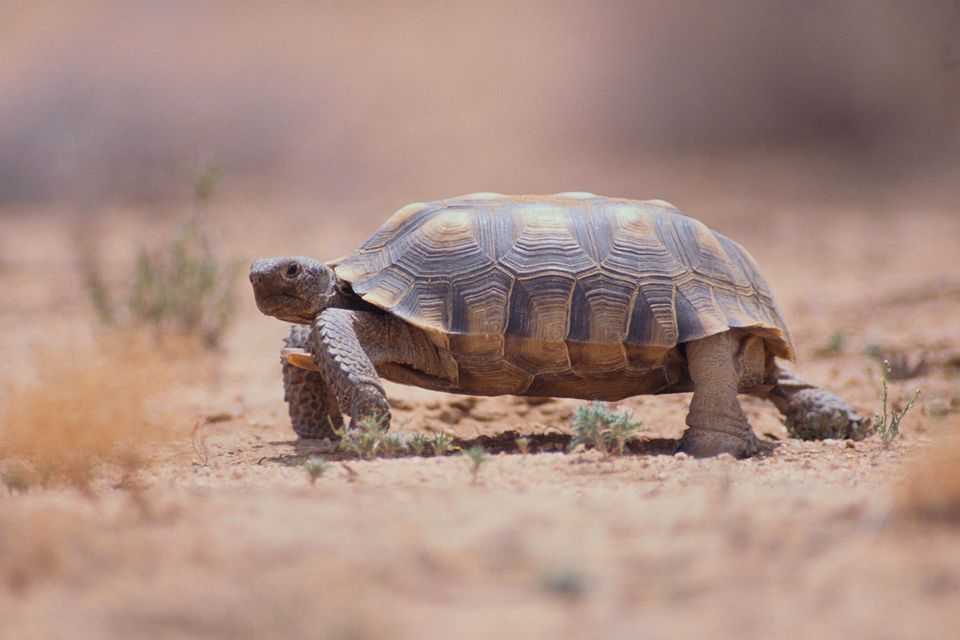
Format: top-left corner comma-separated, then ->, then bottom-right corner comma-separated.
285,262 -> 301,278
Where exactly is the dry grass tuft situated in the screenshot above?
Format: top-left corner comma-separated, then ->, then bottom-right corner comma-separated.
898,435 -> 960,525
0,330 -> 183,490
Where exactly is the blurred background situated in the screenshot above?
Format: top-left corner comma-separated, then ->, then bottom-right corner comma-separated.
3,9 -> 960,637
2,0 -> 959,212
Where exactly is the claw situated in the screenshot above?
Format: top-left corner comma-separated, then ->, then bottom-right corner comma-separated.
348,382 -> 391,431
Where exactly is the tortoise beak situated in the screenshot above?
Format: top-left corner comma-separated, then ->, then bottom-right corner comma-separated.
249,259 -> 274,288
250,259 -> 286,313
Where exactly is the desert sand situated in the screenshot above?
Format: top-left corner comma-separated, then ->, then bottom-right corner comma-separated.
2,186 -> 959,640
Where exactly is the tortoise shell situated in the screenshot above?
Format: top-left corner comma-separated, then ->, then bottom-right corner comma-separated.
335,193 -> 793,399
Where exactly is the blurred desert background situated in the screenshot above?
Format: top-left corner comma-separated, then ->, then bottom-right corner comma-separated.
2,2 -> 960,639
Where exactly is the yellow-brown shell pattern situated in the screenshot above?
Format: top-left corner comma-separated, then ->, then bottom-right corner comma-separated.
335,193 -> 794,389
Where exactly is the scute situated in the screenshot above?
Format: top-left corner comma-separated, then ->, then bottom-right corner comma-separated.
450,266 -> 513,335
507,274 -> 574,341
568,271 -> 634,344
626,279 -> 678,348
602,205 -> 687,280
335,194 -> 794,362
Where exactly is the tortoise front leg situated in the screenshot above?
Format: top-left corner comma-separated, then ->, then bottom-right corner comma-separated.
677,331 -> 759,458
311,308 -> 392,430
282,325 -> 343,438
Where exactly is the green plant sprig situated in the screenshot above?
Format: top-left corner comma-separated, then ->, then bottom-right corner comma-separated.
874,359 -> 922,448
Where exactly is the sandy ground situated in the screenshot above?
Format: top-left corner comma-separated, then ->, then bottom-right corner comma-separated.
2,194 -> 960,640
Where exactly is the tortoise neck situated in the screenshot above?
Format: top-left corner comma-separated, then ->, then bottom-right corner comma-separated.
332,277 -> 381,314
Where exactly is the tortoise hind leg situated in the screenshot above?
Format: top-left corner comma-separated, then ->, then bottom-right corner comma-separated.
763,367 -> 871,441
677,331 -> 759,458
282,325 -> 343,438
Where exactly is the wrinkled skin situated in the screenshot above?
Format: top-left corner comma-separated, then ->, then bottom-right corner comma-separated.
250,257 -> 338,324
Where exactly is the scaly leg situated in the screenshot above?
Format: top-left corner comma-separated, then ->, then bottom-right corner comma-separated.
677,331 -> 758,458
311,308 -> 393,430
282,325 -> 343,438
764,367 -> 871,441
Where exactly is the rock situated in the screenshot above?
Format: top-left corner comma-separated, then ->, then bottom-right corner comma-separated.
437,409 -> 462,425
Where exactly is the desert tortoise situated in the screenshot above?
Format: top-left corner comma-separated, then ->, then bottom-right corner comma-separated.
250,193 -> 865,457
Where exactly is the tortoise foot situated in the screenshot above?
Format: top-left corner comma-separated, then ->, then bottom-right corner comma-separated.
676,428 -> 758,459
348,382 -> 392,431
782,389 -> 871,441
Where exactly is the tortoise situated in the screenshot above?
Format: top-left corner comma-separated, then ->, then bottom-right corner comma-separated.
250,193 -> 866,457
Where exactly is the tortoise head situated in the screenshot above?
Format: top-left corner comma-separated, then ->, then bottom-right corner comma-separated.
249,256 -> 337,323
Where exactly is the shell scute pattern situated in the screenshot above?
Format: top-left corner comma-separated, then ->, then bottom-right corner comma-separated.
335,194 -> 793,396
394,210 -> 488,278
450,266 -> 513,336
455,354 -> 532,395
397,279 -> 451,333
677,279 -> 734,337
626,279 -> 679,348
506,274 -> 573,342
471,205 -> 518,262
499,204 -> 596,276
567,271 -> 634,344
350,262 -> 416,310
566,340 -> 629,374
679,216 -> 753,287
601,205 -> 687,281
359,202 -> 432,250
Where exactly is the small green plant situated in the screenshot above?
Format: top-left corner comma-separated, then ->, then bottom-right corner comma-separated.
380,433 -> 409,458
863,343 -> 883,359
538,568 -> 587,600
516,436 -> 531,455
408,433 -> 431,456
430,431 -> 455,456
609,414 -> 643,455
874,360 -> 922,449
462,445 -> 487,484
334,416 -> 390,459
85,163 -> 243,348
569,402 -> 643,455
128,224 -> 240,347
192,163 -> 223,207
818,330 -> 848,355
303,456 -> 329,485
87,270 -> 116,326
